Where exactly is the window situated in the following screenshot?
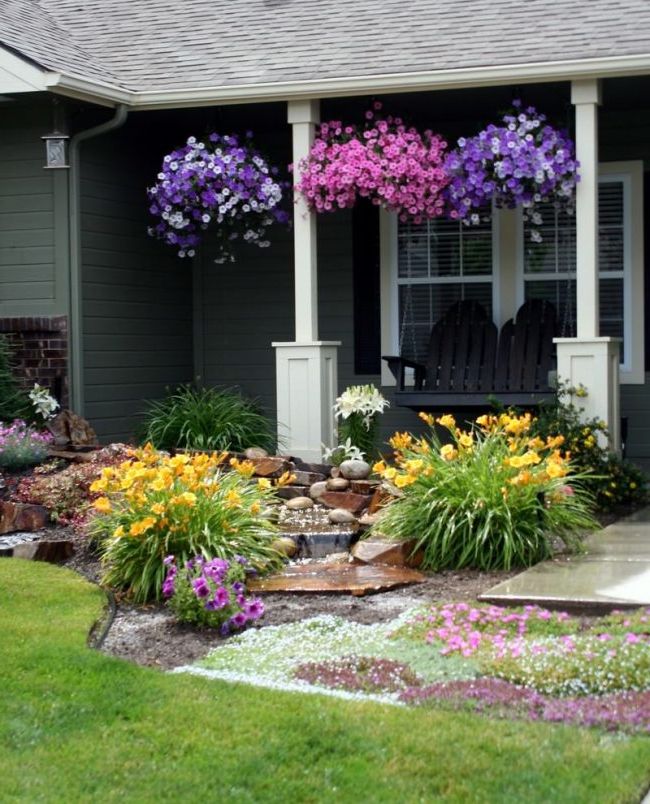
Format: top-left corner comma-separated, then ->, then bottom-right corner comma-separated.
394,216 -> 494,361
380,161 -> 644,386
522,178 -> 626,359
520,162 -> 644,382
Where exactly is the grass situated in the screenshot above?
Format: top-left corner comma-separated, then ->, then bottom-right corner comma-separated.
1,559 -> 650,803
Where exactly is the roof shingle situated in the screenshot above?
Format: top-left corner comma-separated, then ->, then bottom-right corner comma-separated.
1,0 -> 649,93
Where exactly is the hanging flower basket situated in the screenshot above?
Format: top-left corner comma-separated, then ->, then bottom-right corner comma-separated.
444,100 -> 580,240
295,103 -> 449,224
147,132 -> 289,263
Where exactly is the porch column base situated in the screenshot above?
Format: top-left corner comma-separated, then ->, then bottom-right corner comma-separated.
272,341 -> 341,462
554,337 -> 621,454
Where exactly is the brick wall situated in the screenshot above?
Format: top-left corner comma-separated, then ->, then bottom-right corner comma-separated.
0,316 -> 69,407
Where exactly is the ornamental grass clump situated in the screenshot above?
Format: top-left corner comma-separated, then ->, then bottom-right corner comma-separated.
162,554 -> 264,634
89,445 -> 282,602
140,385 -> 277,454
373,412 -> 597,570
0,420 -> 53,471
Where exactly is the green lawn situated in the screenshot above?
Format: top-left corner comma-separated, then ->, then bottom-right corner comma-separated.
1,560 -> 650,803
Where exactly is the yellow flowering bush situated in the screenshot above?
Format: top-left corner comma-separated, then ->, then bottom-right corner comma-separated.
89,445 -> 282,601
372,412 -> 597,571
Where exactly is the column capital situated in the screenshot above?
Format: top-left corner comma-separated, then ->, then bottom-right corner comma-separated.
287,99 -> 320,126
571,79 -> 602,106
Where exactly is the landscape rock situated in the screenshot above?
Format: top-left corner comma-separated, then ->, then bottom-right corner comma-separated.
319,491 -> 372,515
291,459 -> 332,475
326,477 -> 349,491
367,487 -> 395,514
244,447 -> 269,460
349,480 -> 378,495
249,457 -> 291,478
276,486 -> 311,500
330,466 -> 341,478
285,496 -> 314,511
351,538 -> 424,569
292,470 -> 327,486
309,481 -> 329,500
359,512 -> 379,527
47,410 -> 98,447
0,501 -> 50,535
328,508 -> 357,525
340,459 -> 371,480
271,536 -> 298,558
12,539 -> 74,563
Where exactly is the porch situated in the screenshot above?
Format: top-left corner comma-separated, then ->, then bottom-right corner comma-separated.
3,78 -> 649,465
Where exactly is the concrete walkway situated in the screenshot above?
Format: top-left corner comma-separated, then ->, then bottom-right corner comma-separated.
480,507 -> 650,611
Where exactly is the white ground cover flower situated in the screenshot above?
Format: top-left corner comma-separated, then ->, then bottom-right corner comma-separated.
481,634 -> 650,697
190,613 -> 475,701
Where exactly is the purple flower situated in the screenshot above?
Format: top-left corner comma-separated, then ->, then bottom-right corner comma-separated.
244,598 -> 265,621
192,577 -> 211,599
229,612 -> 248,631
163,555 -> 175,566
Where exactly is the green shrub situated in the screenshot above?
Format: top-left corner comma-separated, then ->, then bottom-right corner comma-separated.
162,554 -> 265,633
139,385 -> 277,454
0,420 -> 53,470
89,446 -> 282,602
0,336 -> 31,422
529,384 -> 648,511
372,412 -> 597,571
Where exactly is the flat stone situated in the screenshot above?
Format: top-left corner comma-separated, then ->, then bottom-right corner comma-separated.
291,459 -> 332,475
285,496 -> 314,511
11,539 -> 74,563
328,508 -> 357,524
479,508 -> 650,610
249,457 -> 291,478
351,538 -> 424,569
292,470 -> 327,486
340,459 -> 371,480
244,447 -> 269,459
0,502 -> 50,535
47,448 -> 99,463
326,477 -> 349,491
367,487 -> 395,514
248,562 -> 426,596
276,485 -> 311,500
319,491 -> 372,514
309,481 -> 328,500
349,479 -> 378,495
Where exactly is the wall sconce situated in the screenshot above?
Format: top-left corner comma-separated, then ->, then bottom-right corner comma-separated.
42,131 -> 70,169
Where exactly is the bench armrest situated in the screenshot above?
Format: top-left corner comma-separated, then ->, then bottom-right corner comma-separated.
382,356 -> 426,390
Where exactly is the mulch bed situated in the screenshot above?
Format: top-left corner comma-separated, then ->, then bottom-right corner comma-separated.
49,527 -> 517,670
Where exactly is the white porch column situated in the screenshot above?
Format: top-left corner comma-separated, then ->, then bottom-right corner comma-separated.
273,99 -> 340,461
554,79 -> 620,453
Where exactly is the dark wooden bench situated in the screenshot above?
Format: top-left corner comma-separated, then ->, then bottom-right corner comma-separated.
383,299 -> 557,412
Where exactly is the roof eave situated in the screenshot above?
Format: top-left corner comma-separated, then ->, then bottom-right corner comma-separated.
44,52 -> 650,110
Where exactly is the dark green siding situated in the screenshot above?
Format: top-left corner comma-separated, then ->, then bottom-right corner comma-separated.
80,124 -> 193,442
0,98 -> 59,313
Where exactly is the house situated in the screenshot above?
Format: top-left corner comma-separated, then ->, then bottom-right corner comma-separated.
1,1 -> 650,465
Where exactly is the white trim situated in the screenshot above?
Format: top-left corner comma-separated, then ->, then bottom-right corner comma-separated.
518,161 -> 645,384
0,48 -> 49,93
0,44 -> 644,108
